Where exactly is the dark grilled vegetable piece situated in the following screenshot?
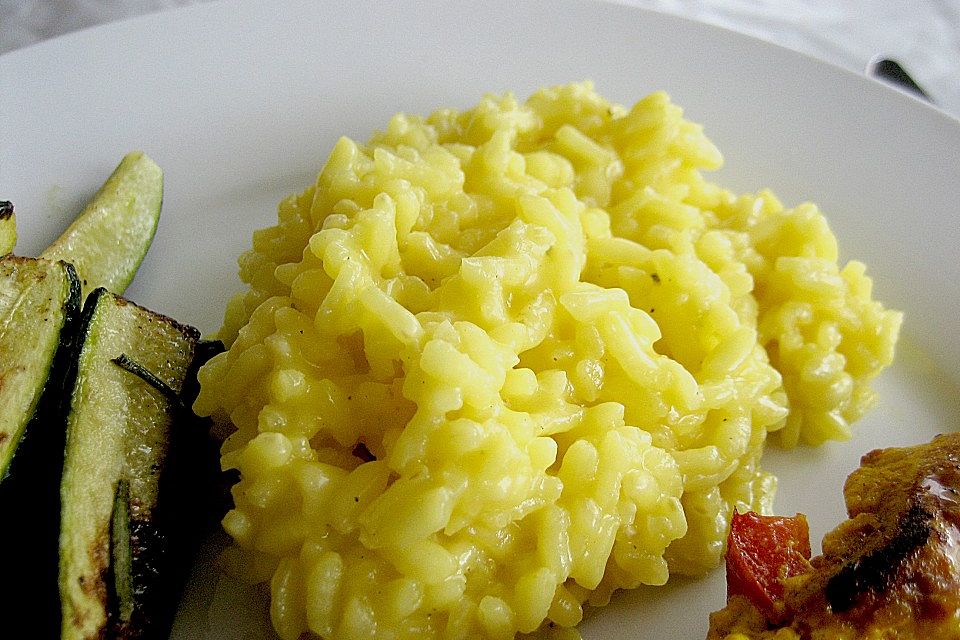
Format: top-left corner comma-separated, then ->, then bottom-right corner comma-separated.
0,256 -> 81,479
41,152 -> 163,300
59,288 -> 200,640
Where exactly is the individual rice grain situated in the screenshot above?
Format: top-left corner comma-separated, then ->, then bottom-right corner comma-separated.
194,82 -> 901,639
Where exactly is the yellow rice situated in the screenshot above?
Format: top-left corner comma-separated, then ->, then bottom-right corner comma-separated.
193,82 -> 901,639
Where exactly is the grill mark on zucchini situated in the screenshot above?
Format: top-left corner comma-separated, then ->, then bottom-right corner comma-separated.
111,479 -> 134,624
112,353 -> 182,405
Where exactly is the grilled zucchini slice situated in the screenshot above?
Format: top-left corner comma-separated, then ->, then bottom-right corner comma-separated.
59,289 -> 200,640
0,201 -> 15,255
41,152 -> 163,300
0,257 -> 82,638
0,256 -> 80,478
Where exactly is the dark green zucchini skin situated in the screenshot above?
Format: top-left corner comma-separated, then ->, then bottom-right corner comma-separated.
0,259 -> 82,639
59,289 -> 224,640
137,339 -> 227,639
111,339 -> 227,640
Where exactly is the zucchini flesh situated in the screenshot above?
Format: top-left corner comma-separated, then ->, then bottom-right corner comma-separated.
59,288 -> 199,640
0,256 -> 80,478
0,200 -> 15,255
41,152 -> 163,300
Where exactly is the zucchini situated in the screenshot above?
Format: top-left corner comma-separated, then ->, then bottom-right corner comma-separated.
0,200 -> 15,255
0,257 -> 82,639
41,152 -> 163,300
59,289 -> 200,640
0,256 -> 81,479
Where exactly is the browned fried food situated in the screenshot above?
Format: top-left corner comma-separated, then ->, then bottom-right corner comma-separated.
709,432 -> 960,640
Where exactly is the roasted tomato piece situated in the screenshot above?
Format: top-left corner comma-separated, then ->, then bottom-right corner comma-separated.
725,511 -> 812,623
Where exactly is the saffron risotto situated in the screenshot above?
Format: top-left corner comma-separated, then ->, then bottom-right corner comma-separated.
193,82 -> 901,640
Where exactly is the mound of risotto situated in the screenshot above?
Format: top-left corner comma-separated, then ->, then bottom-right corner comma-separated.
193,82 -> 901,640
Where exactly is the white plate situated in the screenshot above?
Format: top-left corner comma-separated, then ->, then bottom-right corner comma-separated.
3,1 -> 959,638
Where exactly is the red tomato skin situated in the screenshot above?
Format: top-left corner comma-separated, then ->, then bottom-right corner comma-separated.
725,511 -> 812,623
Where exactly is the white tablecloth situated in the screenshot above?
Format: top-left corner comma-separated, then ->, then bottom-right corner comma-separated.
2,0 -> 959,118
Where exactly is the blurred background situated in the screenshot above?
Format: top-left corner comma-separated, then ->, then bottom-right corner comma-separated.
2,0 -> 959,118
